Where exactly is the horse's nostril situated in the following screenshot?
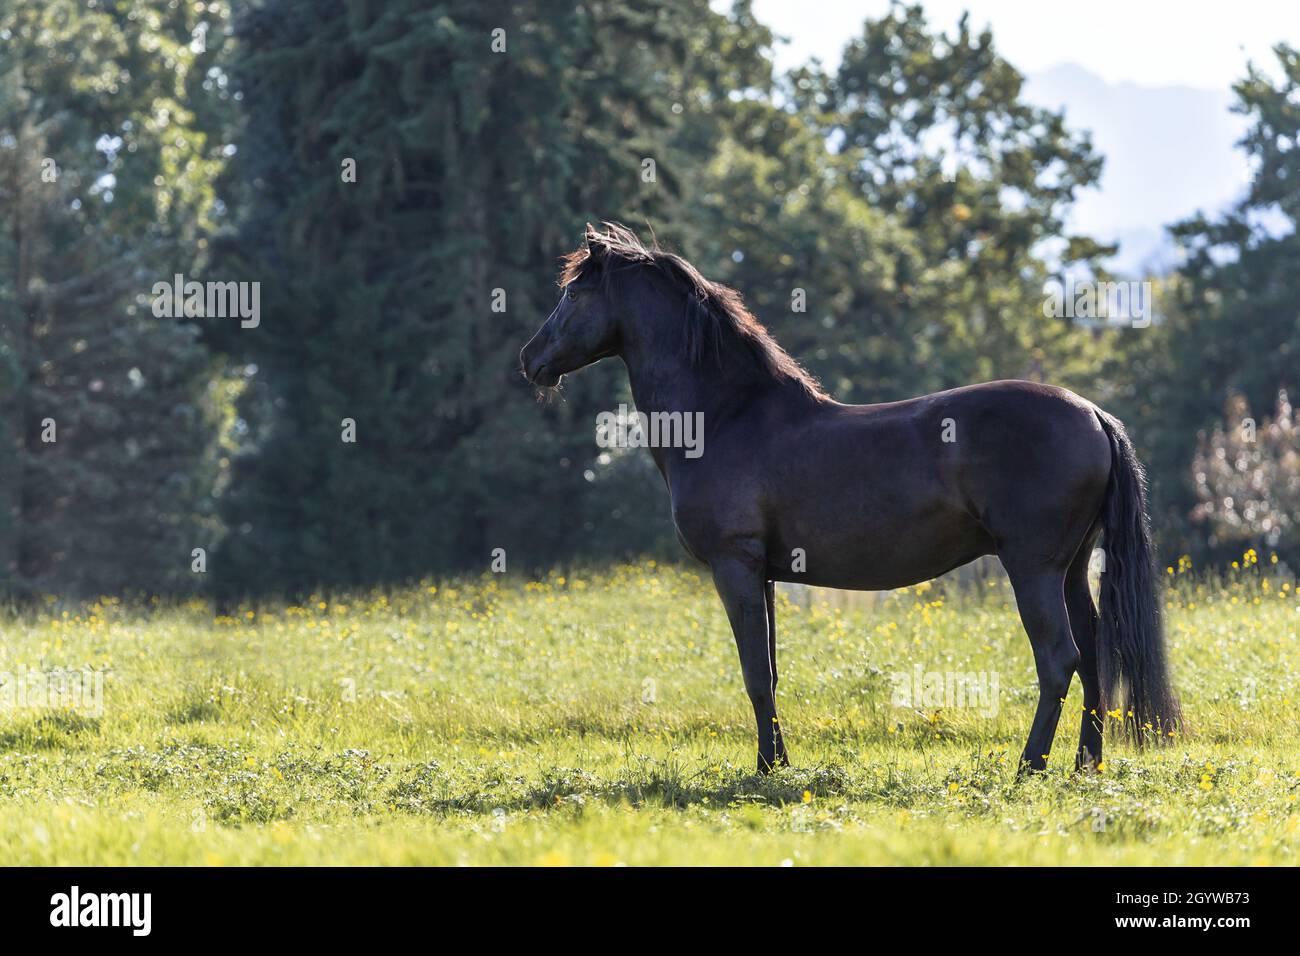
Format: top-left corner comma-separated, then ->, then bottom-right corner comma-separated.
521,351 -> 549,385
528,362 -> 560,387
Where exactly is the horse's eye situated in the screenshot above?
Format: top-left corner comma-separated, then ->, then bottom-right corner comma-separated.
565,288 -> 577,301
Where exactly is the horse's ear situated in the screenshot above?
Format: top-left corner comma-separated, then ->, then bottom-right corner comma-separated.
584,222 -> 605,259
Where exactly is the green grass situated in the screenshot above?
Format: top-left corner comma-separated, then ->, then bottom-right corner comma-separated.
1,558 -> 1297,865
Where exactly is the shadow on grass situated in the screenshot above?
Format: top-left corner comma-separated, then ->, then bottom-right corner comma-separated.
383,757 -> 998,816
0,711 -> 102,749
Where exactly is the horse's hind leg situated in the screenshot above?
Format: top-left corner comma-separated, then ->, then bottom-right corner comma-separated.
1066,535 -> 1103,770
1005,565 -> 1079,772
765,579 -> 778,692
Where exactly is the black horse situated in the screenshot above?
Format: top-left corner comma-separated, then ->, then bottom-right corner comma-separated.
521,223 -> 1178,774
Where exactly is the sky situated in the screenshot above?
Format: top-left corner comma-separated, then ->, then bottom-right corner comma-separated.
749,0 -> 1300,87
728,0 -> 1300,274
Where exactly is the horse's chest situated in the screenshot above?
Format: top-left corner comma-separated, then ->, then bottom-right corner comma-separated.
668,478 -> 764,565
669,499 -> 712,562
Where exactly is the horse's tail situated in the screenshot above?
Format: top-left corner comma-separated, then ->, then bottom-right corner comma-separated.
1093,409 -> 1181,744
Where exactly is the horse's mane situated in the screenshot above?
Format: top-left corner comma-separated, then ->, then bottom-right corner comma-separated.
560,222 -> 826,401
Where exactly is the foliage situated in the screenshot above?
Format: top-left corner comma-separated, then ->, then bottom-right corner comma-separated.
1191,390 -> 1299,560
2,2 -> 1300,593
211,0 -> 1123,589
207,0 -> 748,591
1140,43 -> 1300,560
0,0 -> 235,596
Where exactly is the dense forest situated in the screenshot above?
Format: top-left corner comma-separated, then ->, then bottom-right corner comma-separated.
1,0 -> 1297,597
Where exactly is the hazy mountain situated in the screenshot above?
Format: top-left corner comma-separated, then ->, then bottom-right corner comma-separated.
1024,63 -> 1252,276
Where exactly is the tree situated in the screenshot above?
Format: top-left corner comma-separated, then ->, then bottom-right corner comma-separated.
678,3 -> 1112,406
1191,390 -> 1298,560
211,0 -> 749,590
1140,44 -> 1300,559
0,0 -> 232,596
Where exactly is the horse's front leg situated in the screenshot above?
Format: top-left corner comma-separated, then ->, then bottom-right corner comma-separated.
765,579 -> 778,693
712,554 -> 787,773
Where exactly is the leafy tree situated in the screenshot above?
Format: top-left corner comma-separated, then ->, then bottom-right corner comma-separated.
1140,44 -> 1300,559
0,0 -> 232,596
679,3 -> 1111,406
1191,390 -> 1298,560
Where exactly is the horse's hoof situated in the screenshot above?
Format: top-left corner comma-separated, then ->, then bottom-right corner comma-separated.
756,752 -> 789,774
1016,757 -> 1048,779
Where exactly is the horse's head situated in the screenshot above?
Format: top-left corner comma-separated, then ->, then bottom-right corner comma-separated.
520,224 -> 624,387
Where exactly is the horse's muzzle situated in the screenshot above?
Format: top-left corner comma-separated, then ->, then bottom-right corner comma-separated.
521,348 -> 559,387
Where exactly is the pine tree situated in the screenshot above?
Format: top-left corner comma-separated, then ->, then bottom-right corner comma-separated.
0,0 -> 231,596
213,0 -> 727,589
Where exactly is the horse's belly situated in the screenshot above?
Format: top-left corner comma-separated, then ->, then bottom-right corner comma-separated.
774,547 -> 992,590
766,503 -> 994,590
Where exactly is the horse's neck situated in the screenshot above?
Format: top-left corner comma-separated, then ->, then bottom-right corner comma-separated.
617,284 -> 812,424
621,352 -> 695,417
620,349 -> 751,422
619,354 -> 707,487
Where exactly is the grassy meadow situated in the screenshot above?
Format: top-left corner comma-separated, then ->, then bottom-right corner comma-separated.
0,557 -> 1297,866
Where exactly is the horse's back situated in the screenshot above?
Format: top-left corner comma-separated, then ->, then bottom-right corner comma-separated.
874,380 -> 1112,565
757,380 -> 1110,585
668,379 -> 1111,585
